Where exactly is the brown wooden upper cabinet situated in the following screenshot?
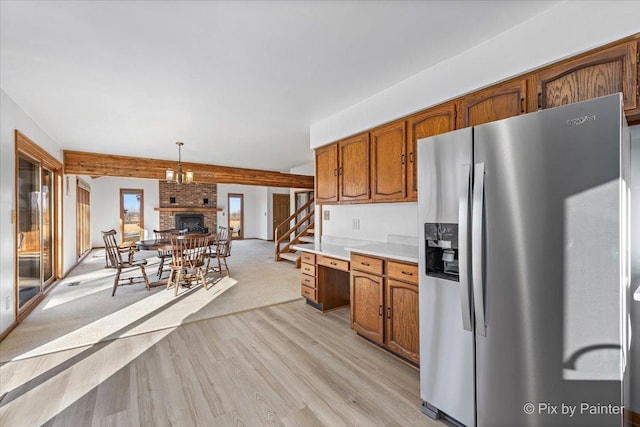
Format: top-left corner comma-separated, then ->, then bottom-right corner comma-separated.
315,132 -> 370,204
536,40 -> 638,117
406,103 -> 456,200
370,121 -> 406,202
315,143 -> 339,203
457,79 -> 528,128
339,132 -> 370,202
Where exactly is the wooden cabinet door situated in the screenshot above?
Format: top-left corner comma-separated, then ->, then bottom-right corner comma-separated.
537,40 -> 638,116
339,133 -> 370,202
370,121 -> 406,201
385,278 -> 420,364
406,103 -> 456,200
457,79 -> 528,128
350,270 -> 384,344
315,143 -> 338,203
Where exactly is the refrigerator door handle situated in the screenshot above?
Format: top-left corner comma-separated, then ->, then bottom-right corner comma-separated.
472,162 -> 487,336
459,163 -> 472,332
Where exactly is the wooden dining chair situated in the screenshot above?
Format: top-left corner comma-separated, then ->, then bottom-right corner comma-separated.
153,228 -> 187,279
206,233 -> 231,276
166,233 -> 210,296
101,229 -> 150,296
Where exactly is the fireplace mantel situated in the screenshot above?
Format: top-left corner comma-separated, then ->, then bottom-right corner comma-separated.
154,207 -> 222,212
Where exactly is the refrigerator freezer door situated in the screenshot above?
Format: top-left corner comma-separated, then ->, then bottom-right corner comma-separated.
418,127 -> 475,427
473,94 -> 624,427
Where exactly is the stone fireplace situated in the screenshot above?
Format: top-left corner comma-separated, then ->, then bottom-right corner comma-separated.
158,181 -> 218,233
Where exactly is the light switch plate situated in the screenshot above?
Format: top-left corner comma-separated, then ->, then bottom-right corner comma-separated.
352,219 -> 360,230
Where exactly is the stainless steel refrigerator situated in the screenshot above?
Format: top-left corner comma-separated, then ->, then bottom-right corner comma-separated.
417,94 -> 631,427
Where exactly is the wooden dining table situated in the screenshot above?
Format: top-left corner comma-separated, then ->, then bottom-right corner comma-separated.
134,234 -> 218,286
135,234 -> 218,251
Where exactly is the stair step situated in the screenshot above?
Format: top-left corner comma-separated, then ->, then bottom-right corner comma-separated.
279,252 -> 300,262
298,236 -> 314,243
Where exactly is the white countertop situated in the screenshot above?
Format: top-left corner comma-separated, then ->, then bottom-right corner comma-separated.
292,240 -> 419,264
344,242 -> 419,264
290,242 -> 353,261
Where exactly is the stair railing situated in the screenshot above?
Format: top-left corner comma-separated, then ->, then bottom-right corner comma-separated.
275,197 -> 314,260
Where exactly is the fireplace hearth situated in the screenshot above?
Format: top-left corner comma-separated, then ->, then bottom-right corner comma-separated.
175,213 -> 209,233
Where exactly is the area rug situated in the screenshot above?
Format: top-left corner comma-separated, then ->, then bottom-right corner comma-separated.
0,240 -> 302,362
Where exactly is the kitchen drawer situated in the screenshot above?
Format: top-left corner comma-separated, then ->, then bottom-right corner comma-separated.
387,261 -> 418,284
301,252 -> 316,265
301,285 -> 317,302
351,253 -> 384,275
317,255 -> 350,272
301,263 -> 316,277
301,273 -> 316,289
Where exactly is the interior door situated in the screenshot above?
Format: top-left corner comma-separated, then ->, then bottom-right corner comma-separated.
272,193 -> 290,241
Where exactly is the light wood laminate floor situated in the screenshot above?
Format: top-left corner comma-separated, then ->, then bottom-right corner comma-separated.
1,299 -> 445,426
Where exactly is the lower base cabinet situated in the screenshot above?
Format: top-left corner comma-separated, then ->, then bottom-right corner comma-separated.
350,254 -> 420,365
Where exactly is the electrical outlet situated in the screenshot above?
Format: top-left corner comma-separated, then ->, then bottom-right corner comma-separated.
5,296 -> 9,310
352,219 -> 360,230
323,210 -> 330,220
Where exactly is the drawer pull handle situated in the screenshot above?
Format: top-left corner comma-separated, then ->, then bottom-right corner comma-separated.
330,261 -> 337,266
387,307 -> 391,319
378,305 -> 383,316
401,271 -> 413,276
361,262 -> 370,266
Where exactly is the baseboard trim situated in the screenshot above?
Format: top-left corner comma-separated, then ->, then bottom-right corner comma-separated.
0,320 -> 19,342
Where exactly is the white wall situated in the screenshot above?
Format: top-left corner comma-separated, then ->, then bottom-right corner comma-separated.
216,184 -> 258,239
321,203 -> 418,243
310,2 -> 640,148
90,177 -> 160,247
216,184 -> 291,241
0,89 -> 72,333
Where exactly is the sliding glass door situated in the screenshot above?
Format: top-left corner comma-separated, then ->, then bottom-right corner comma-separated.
15,130 -> 62,316
16,156 -> 56,309
17,156 -> 41,308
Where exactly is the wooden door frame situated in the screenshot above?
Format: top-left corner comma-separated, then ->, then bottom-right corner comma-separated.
76,179 -> 91,259
228,193 -> 244,240
272,193 -> 291,241
119,189 -> 144,243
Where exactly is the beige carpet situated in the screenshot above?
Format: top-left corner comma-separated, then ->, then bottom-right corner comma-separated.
0,239 -> 302,363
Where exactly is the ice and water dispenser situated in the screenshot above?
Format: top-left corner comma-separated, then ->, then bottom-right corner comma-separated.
424,223 -> 459,281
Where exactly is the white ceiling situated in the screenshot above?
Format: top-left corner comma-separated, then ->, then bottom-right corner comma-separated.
0,1 -> 561,173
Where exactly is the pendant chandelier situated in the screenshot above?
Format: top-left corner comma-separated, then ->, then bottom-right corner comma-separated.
165,141 -> 193,184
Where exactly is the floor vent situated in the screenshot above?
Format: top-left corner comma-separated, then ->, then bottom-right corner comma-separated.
67,281 -> 81,287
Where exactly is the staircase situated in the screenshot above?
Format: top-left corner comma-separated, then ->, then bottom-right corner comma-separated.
275,197 -> 314,267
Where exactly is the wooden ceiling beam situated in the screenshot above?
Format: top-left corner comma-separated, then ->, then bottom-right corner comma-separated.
63,150 -> 314,189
